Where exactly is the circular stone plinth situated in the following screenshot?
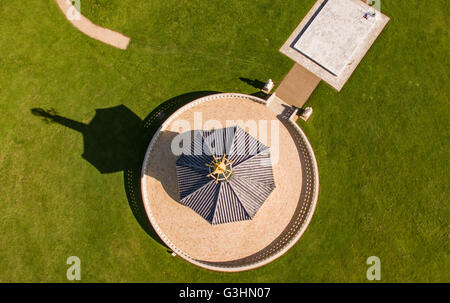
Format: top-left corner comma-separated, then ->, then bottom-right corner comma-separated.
141,93 -> 319,272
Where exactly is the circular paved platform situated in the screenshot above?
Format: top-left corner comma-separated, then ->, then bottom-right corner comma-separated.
141,93 -> 319,271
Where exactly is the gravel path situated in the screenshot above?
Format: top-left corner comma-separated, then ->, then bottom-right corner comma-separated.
55,0 -> 130,50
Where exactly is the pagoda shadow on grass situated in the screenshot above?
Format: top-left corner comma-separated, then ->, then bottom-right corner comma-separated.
175,126 -> 276,225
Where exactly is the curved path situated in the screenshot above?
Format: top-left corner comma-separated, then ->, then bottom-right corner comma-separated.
55,0 -> 130,50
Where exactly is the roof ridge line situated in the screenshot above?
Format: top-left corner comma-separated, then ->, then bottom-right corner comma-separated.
201,126 -> 238,157
227,176 -> 272,219
180,179 -> 216,203
232,147 -> 270,168
212,181 -> 250,224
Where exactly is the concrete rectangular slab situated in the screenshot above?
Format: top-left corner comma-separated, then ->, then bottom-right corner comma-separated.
293,0 -> 377,76
280,0 -> 389,91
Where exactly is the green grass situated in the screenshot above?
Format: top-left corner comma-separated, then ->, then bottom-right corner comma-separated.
0,0 -> 448,282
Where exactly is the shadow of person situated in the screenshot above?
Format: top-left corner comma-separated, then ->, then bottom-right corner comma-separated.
31,91 -> 219,248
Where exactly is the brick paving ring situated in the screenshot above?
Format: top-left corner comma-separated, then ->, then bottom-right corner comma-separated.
141,93 -> 319,272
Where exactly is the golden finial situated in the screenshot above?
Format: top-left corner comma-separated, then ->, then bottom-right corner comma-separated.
205,154 -> 233,183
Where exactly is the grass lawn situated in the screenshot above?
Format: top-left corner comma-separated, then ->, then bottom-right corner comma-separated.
0,0 -> 448,282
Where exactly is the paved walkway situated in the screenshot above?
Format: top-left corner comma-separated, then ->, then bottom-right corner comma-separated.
266,94 -> 298,121
55,0 -> 130,50
274,63 -> 321,109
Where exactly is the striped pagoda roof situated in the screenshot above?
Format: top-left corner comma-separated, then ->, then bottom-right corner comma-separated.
175,126 -> 276,225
